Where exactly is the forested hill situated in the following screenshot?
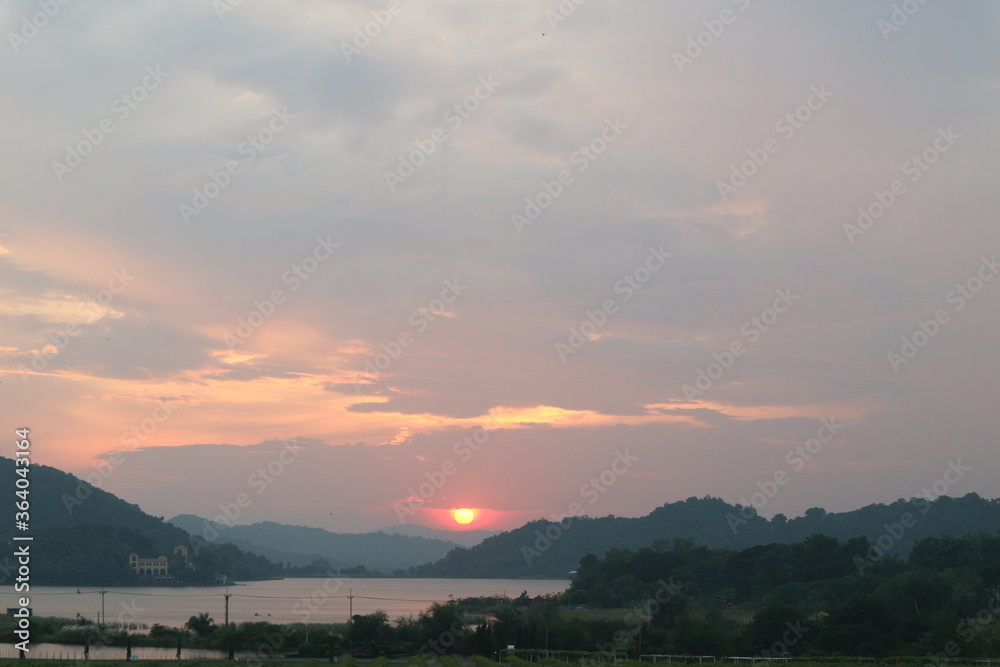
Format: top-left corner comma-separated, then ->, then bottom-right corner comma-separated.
0,456 -> 281,585
410,493 -> 1000,578
542,532 -> 1000,657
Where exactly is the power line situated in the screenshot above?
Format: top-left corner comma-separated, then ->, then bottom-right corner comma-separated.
29,589 -> 449,603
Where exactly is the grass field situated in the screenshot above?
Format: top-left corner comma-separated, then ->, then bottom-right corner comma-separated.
0,658 -> 996,667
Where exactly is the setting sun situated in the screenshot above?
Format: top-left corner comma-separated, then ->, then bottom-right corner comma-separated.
452,508 -> 475,525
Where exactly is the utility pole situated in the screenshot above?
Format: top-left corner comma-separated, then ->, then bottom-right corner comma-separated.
100,587 -> 106,627
348,588 -> 353,622
225,588 -> 231,626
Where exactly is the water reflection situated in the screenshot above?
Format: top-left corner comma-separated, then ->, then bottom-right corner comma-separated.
0,642 -> 234,660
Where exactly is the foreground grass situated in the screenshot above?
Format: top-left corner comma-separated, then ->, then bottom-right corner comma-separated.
0,659 -> 998,667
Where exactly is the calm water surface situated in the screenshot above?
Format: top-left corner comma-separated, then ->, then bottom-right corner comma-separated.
0,643 -> 235,661
19,577 -> 570,627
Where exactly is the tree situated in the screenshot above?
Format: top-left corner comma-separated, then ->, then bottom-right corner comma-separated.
185,612 -> 216,637
349,610 -> 391,652
874,569 -> 954,614
738,602 -> 805,656
669,616 -> 730,656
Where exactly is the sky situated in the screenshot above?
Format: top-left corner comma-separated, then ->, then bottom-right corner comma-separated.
2,0 -> 999,536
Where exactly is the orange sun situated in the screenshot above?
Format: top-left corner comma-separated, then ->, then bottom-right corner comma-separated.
452,508 -> 476,525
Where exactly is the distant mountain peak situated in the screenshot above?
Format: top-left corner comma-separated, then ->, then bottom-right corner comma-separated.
374,523 -> 498,547
166,514 -> 469,573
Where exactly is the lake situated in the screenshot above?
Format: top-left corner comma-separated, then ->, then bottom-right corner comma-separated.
0,643 -> 235,661
22,577 -> 571,628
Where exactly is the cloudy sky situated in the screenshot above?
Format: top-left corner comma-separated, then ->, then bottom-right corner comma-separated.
2,0 -> 998,535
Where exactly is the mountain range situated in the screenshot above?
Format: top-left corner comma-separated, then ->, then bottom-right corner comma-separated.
374,522 -> 497,548
6,455 -> 1000,584
166,515 -> 491,574
409,493 -> 1000,577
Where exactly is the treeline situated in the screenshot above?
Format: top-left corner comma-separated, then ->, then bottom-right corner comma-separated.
559,532 -> 1000,657
94,531 -> 994,660
398,533 -> 1000,659
5,526 -> 1000,661
0,596 -> 619,659
160,532 -> 1000,659
400,533 -> 1000,658
411,494 -> 1000,578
